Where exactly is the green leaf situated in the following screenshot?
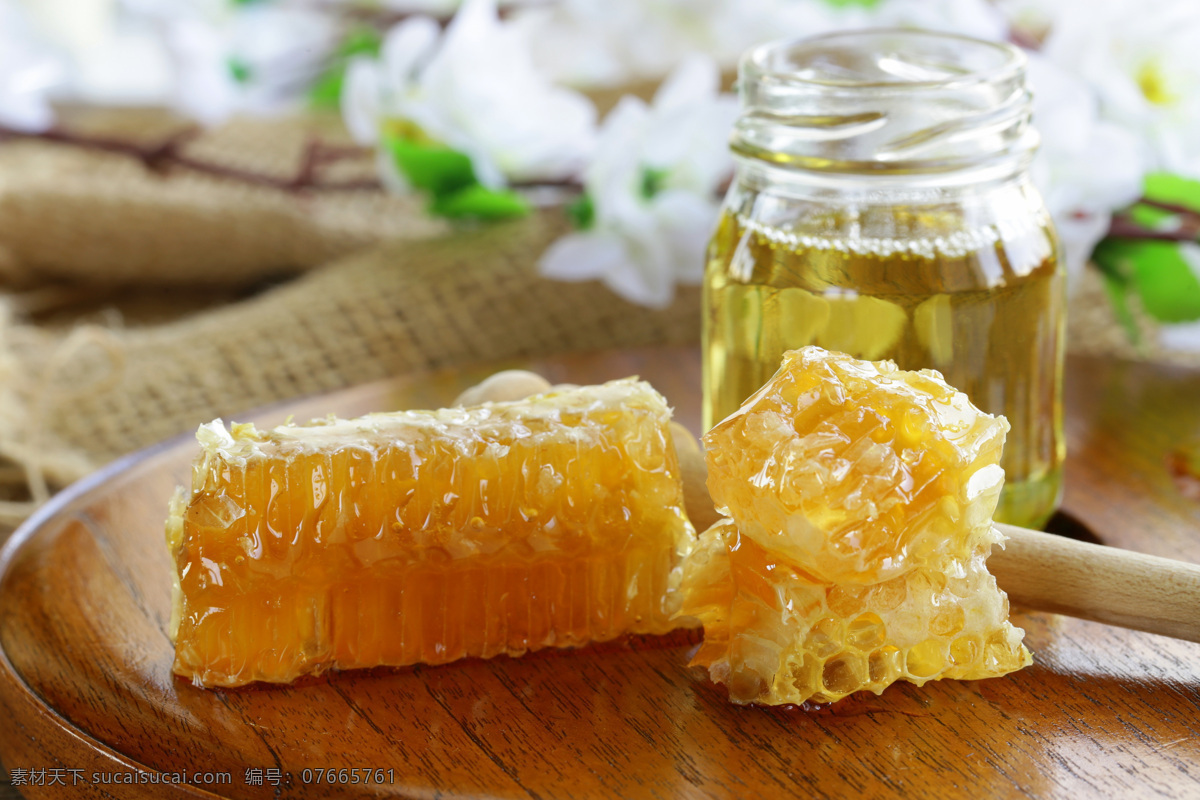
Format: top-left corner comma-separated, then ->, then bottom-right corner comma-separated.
1093,239 -> 1142,342
308,70 -> 345,110
429,185 -> 530,220
338,26 -> 383,59
385,136 -> 478,197
1144,172 -> 1200,214
381,129 -> 528,221
640,167 -> 670,200
1100,269 -> 1141,344
1127,203 -> 1179,230
1092,239 -> 1132,281
227,57 -> 252,84
1093,238 -> 1200,324
307,26 -> 383,110
567,193 -> 595,229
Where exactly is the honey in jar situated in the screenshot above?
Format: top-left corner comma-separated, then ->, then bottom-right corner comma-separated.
703,30 -> 1065,528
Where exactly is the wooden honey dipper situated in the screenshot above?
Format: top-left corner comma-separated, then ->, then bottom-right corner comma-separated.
461,371 -> 1200,646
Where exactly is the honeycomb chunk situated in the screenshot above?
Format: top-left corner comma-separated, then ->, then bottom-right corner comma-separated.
167,378 -> 695,687
681,347 -> 1030,705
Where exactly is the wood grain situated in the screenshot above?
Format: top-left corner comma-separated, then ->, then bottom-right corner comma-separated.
0,347 -> 1198,800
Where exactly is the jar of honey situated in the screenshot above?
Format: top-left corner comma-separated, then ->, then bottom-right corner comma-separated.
702,30 -> 1065,529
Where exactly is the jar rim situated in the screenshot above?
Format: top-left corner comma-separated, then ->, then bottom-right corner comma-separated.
742,28 -> 1026,94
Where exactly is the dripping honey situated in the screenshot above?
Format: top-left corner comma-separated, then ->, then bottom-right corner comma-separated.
702,208 -> 1065,529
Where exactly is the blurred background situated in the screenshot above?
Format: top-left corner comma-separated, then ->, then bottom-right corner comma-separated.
1,0 -> 1198,528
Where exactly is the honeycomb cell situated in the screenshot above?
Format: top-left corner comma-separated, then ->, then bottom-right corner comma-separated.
931,605 -> 966,638
847,614 -> 886,650
950,636 -> 980,666
869,646 -> 902,684
822,651 -> 867,695
679,347 -> 1031,705
807,619 -> 843,659
167,378 -> 696,687
828,585 -> 867,617
905,640 -> 946,679
871,577 -> 907,611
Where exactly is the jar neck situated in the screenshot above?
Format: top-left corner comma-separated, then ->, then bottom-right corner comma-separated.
732,150 -> 1038,204
735,30 -> 1037,181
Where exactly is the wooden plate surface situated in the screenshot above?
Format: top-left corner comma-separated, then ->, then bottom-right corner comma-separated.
1,346 -> 1199,799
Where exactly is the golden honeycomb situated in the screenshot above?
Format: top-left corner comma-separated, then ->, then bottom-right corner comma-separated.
167,378 -> 696,688
681,347 -> 1031,705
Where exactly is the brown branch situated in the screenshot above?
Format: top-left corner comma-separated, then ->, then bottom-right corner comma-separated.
1139,197 -> 1200,218
1100,189 -> 1200,247
509,176 -> 584,192
1107,215 -> 1200,243
0,123 -> 583,197
293,137 -> 322,188
310,141 -> 375,163
1,125 -> 202,171
0,124 -> 385,193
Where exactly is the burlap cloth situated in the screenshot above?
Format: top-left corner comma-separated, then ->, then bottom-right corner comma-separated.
0,109 -> 1192,525
0,111 -> 446,287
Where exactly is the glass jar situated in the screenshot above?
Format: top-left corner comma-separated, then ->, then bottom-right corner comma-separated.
702,30 -> 1065,529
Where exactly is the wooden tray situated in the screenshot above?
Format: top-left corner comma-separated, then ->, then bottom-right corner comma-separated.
1,346 -> 1198,799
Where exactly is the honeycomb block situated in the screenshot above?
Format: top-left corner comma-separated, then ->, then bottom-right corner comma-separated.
681,520 -> 1029,704
682,347 -> 1030,705
706,347 -> 1009,584
167,378 -> 696,688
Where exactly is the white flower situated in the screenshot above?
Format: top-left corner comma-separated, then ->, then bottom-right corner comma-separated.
864,0 -> 1009,41
1160,320 -> 1200,352
539,56 -> 737,308
1036,0 -> 1200,176
1026,54 -> 1146,282
0,0 -> 65,131
163,4 -> 340,124
511,0 -> 844,87
342,0 -> 596,188
14,0 -> 171,104
512,0 -> 1009,89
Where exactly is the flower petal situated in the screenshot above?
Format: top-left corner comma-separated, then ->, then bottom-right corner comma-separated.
652,54 -> 719,115
1160,319 -> 1200,352
650,189 -> 720,284
539,230 -> 629,282
342,58 -> 382,144
381,15 -> 443,89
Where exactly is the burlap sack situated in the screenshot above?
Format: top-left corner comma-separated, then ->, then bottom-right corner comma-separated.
0,112 -> 446,287
0,209 -> 700,523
